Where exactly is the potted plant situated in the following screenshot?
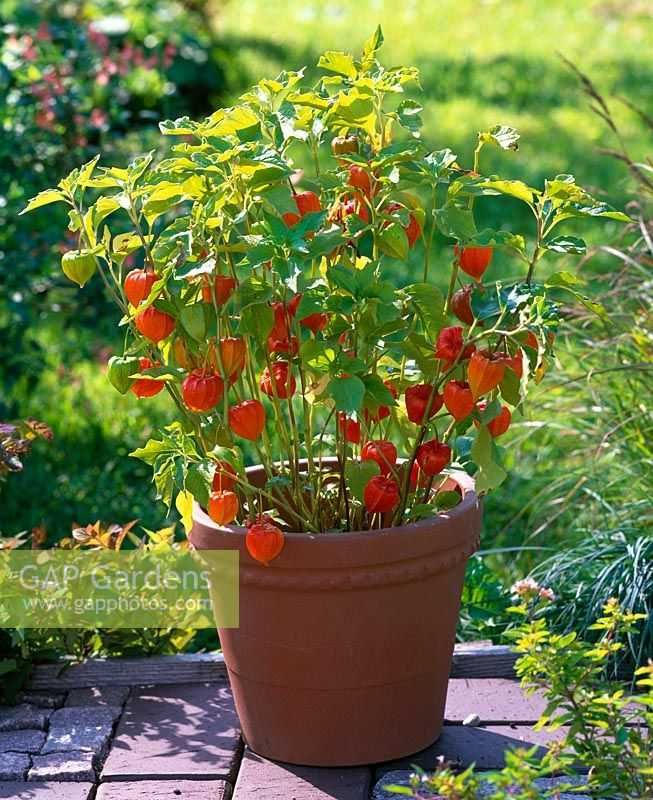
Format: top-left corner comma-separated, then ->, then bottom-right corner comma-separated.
23,27 -> 627,766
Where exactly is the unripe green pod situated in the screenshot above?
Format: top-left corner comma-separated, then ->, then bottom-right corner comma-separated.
107,355 -> 140,394
61,250 -> 97,287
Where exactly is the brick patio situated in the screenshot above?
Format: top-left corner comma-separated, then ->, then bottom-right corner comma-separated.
0,649 -> 584,799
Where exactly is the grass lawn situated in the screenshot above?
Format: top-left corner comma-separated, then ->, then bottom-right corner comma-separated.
217,0 -> 651,207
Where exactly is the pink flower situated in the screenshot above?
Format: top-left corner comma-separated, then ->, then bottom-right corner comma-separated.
88,25 -> 109,54
163,42 -> 176,68
36,23 -> 51,42
89,108 -> 108,128
35,109 -> 55,130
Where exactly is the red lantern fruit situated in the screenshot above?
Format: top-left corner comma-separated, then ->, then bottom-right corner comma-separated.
363,475 -> 400,514
451,285 -> 475,325
218,337 -> 247,383
348,165 -> 373,198
405,384 -> 443,424
282,211 -> 300,227
124,268 -> 159,306
454,245 -> 493,281
338,413 -> 361,445
480,404 -> 512,438
246,520 -> 285,566
135,306 -> 175,343
211,460 -> 238,492
416,440 -> 451,476
300,312 -> 329,334
294,190 -> 321,216
443,380 -> 475,421
467,350 -> 506,399
229,399 -> 266,440
182,369 -> 224,412
130,357 -> 164,399
435,326 -> 464,362
259,362 -> 296,399
361,439 -> 398,476
208,490 -> 239,525
202,275 -> 236,305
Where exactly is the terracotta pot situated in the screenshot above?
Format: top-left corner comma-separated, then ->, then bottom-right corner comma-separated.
190,459 -> 481,766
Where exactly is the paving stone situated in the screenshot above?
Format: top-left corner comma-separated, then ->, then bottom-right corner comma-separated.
96,780 -> 232,800
445,679 -> 547,724
66,687 -> 129,709
0,729 -> 46,754
0,783 -> 94,799
374,724 -> 567,777
43,706 -> 118,758
18,692 -> 66,710
0,752 -> 30,781
28,751 -> 95,782
50,705 -> 122,727
101,681 -> 240,781
233,747 -> 371,799
0,705 -> 50,732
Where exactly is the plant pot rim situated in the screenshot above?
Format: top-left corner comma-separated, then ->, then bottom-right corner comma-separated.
193,457 -> 478,542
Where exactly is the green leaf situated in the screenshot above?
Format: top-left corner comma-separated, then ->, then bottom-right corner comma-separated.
545,271 -> 587,288
239,303 -> 274,341
295,290 -> 328,320
480,179 -> 540,206
479,125 -> 520,151
260,185 -> 296,216
397,333 -> 437,378
327,88 -> 376,138
361,25 -> 384,65
20,189 -> 67,214
396,99 -> 423,135
130,438 -> 173,466
345,460 -> 380,502
318,50 -> 357,78
160,116 -> 197,136
327,375 -> 366,414
237,277 -> 274,309
362,373 -> 396,407
422,149 -> 457,179
471,426 -> 507,493
180,304 -> 209,342
378,222 -> 409,260
404,283 -> 445,337
500,367 -> 521,406
544,236 -> 586,255
307,226 -> 347,258
129,365 -> 185,382
435,204 -> 477,240
185,461 -> 212,508
328,264 -> 358,296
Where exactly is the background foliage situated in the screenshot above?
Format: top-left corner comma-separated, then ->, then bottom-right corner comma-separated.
1,0 -> 651,669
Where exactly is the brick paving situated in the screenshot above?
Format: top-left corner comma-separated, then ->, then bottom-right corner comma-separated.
0,667 -> 586,799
